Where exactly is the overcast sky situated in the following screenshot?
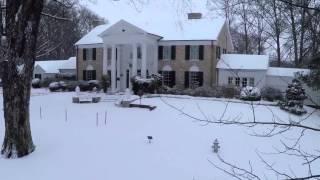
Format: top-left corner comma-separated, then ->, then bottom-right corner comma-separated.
79,0 -> 219,24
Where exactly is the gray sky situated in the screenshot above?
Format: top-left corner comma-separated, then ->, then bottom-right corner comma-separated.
79,0 -> 218,24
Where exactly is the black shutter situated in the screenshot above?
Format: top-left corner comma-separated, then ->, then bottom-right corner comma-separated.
198,72 -> 204,87
171,46 -> 176,60
158,46 -> 163,60
216,46 -> 221,59
170,71 -> 176,88
83,49 -> 87,61
199,45 -> 204,60
185,45 -> 190,60
185,71 -> 189,88
92,48 -> 96,60
92,70 -> 96,80
83,70 -> 87,81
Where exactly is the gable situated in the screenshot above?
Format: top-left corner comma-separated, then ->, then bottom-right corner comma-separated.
99,20 -> 149,37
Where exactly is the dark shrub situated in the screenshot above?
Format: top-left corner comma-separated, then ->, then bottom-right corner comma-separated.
261,87 -> 283,101
221,86 -> 239,98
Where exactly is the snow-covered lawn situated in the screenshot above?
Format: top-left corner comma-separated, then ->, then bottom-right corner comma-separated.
0,89 -> 319,180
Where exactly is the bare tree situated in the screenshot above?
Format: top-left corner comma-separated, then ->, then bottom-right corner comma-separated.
0,0 -> 44,158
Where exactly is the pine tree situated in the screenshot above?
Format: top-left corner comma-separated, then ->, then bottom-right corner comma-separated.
280,79 -> 307,115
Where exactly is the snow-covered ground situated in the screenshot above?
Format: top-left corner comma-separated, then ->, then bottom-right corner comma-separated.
0,89 -> 319,180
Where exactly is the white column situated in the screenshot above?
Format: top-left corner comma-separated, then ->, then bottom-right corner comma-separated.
111,44 -> 116,93
117,45 -> 121,90
141,43 -> 147,78
132,43 -> 137,76
153,44 -> 158,74
103,44 -> 108,75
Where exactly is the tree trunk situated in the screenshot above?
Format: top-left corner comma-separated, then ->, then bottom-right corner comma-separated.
289,1 -> 299,67
1,0 -> 44,158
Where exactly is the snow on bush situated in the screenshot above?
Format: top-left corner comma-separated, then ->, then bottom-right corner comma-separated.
31,78 -> 41,88
280,79 -> 307,115
131,75 -> 162,95
240,86 -> 261,101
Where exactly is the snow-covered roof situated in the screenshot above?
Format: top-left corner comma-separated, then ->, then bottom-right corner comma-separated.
217,54 -> 269,70
34,57 -> 76,74
267,67 -> 310,77
75,18 -> 226,45
75,24 -> 111,45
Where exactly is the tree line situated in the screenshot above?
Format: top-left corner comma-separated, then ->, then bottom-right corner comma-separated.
209,0 -> 320,67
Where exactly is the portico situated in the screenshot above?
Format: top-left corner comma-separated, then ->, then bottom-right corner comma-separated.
99,20 -> 161,92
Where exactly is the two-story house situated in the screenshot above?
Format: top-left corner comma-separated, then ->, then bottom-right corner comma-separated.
75,13 -> 234,92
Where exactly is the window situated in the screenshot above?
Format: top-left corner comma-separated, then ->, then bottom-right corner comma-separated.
137,69 -> 141,76
83,70 -> 96,81
190,46 -> 199,60
35,74 -> 42,80
249,78 -> 255,87
242,77 -> 247,87
189,72 -> 203,89
235,77 -> 240,87
163,46 -> 171,60
228,77 -> 233,85
216,46 -> 221,59
162,71 -> 171,87
83,48 -> 96,61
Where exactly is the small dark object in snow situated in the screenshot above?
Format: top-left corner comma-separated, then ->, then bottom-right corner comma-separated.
147,136 -> 153,143
212,139 -> 220,153
129,104 -> 156,111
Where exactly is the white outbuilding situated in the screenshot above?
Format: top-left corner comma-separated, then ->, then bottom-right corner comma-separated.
33,57 -> 76,80
217,54 -> 269,89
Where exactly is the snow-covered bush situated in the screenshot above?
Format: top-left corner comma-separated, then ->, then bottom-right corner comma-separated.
280,79 -> 307,115
31,78 -> 41,88
261,87 -> 283,102
49,82 -> 61,92
240,86 -> 261,101
131,75 -> 162,95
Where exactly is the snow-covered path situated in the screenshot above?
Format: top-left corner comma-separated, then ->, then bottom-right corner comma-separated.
0,90 -> 319,180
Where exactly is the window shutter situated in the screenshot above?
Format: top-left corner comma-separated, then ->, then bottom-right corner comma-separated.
83,70 -> 87,81
158,46 -> 163,60
171,46 -> 176,60
216,46 -> 221,59
170,71 -> 176,88
83,49 -> 87,61
92,48 -> 96,60
92,70 -> 96,80
185,71 -> 189,88
199,45 -> 204,60
198,72 -> 204,87
185,45 -> 190,60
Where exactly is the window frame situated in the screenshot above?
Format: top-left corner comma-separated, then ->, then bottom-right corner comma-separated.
235,77 -> 240,87
162,46 -> 171,60
87,70 -> 93,81
242,77 -> 248,87
190,45 -> 200,60
228,77 -> 233,85
249,78 -> 255,87
189,71 -> 200,89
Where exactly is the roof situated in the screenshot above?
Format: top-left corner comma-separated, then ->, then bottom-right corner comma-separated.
217,54 -> 269,70
34,57 -> 76,74
267,67 -> 310,77
75,25 -> 110,45
75,18 -> 226,45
